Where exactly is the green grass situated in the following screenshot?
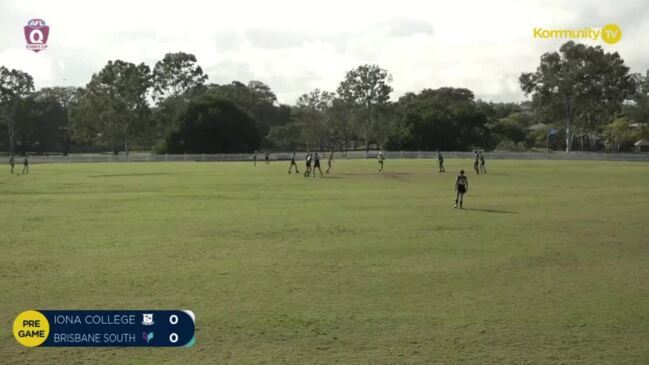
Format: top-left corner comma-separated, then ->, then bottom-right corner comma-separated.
1,159 -> 648,364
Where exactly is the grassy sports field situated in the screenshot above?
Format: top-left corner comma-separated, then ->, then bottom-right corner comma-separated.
1,158 -> 648,364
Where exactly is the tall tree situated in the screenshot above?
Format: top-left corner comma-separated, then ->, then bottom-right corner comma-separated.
72,60 -> 152,154
152,52 -> 207,102
39,87 -> 82,154
12,92 -> 67,153
390,88 -> 489,151
0,66 -> 34,154
266,122 -> 302,151
337,64 -> 393,150
208,81 -> 290,142
327,97 -> 355,152
520,41 -> 635,152
294,89 -> 334,150
626,71 -> 649,127
268,91 -> 361,152
164,95 -> 261,153
604,117 -> 636,152
247,80 -> 278,105
151,53 -> 208,148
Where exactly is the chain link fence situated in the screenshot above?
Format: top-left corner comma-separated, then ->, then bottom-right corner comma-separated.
8,150 -> 649,164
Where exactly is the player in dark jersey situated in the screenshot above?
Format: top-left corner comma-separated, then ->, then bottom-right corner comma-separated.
9,154 -> 15,174
437,150 -> 445,173
479,152 -> 487,174
253,150 -> 257,167
288,152 -> 299,174
454,170 -> 468,209
312,153 -> 323,177
473,150 -> 480,174
22,154 -> 29,174
304,153 -> 312,177
264,151 -> 270,165
326,150 -> 334,174
378,151 -> 384,174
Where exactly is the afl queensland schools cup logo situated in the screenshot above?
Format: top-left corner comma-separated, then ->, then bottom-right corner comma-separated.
24,19 -> 49,52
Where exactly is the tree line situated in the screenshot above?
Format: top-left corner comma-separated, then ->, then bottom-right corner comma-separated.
1,41 -> 648,155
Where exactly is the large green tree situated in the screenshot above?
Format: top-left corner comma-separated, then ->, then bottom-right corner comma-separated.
266,122 -> 303,151
207,81 -> 291,143
151,52 -> 208,147
0,66 -> 34,154
294,89 -> 334,150
72,60 -> 152,154
389,88 -> 489,151
268,90 -> 361,152
520,41 -> 635,152
12,91 -> 68,153
604,117 -> 637,152
327,97 -> 355,151
164,95 -> 261,153
625,71 -> 649,128
38,87 -> 82,154
337,64 -> 393,150
152,52 -> 207,101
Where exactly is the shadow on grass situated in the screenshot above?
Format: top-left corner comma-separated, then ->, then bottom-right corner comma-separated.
462,207 -> 517,214
88,172 -> 175,178
341,172 -> 410,176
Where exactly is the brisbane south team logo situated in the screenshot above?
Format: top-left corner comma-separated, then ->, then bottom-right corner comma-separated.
24,19 -> 49,52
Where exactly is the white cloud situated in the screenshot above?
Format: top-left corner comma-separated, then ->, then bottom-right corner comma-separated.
0,0 -> 647,104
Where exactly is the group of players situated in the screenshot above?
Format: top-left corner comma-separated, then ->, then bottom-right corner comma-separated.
253,150 -> 335,177
7,148 -> 484,209
252,149 -> 488,209
436,150 -> 485,209
299,152 -> 335,177
9,150 -> 480,208
7,154 -> 30,174
7,149 -> 482,210
472,150 -> 487,174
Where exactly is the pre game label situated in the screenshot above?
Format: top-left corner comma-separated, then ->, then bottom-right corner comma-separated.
13,310 -> 50,347
13,310 -> 195,347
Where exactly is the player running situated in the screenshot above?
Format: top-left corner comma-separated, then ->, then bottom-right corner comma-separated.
454,170 -> 468,209
9,154 -> 15,174
326,150 -> 334,174
288,152 -> 299,174
377,151 -> 384,174
304,153 -> 312,177
473,150 -> 480,174
312,153 -> 323,177
479,152 -> 487,174
437,150 -> 445,172
253,150 -> 258,167
22,154 -> 29,174
265,151 -> 270,165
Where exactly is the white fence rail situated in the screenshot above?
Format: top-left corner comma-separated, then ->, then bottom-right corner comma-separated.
11,151 -> 649,164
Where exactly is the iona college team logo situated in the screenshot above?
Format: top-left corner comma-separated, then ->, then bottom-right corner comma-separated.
24,19 -> 49,52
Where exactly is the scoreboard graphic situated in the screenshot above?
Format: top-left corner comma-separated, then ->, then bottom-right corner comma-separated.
13,310 -> 195,347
